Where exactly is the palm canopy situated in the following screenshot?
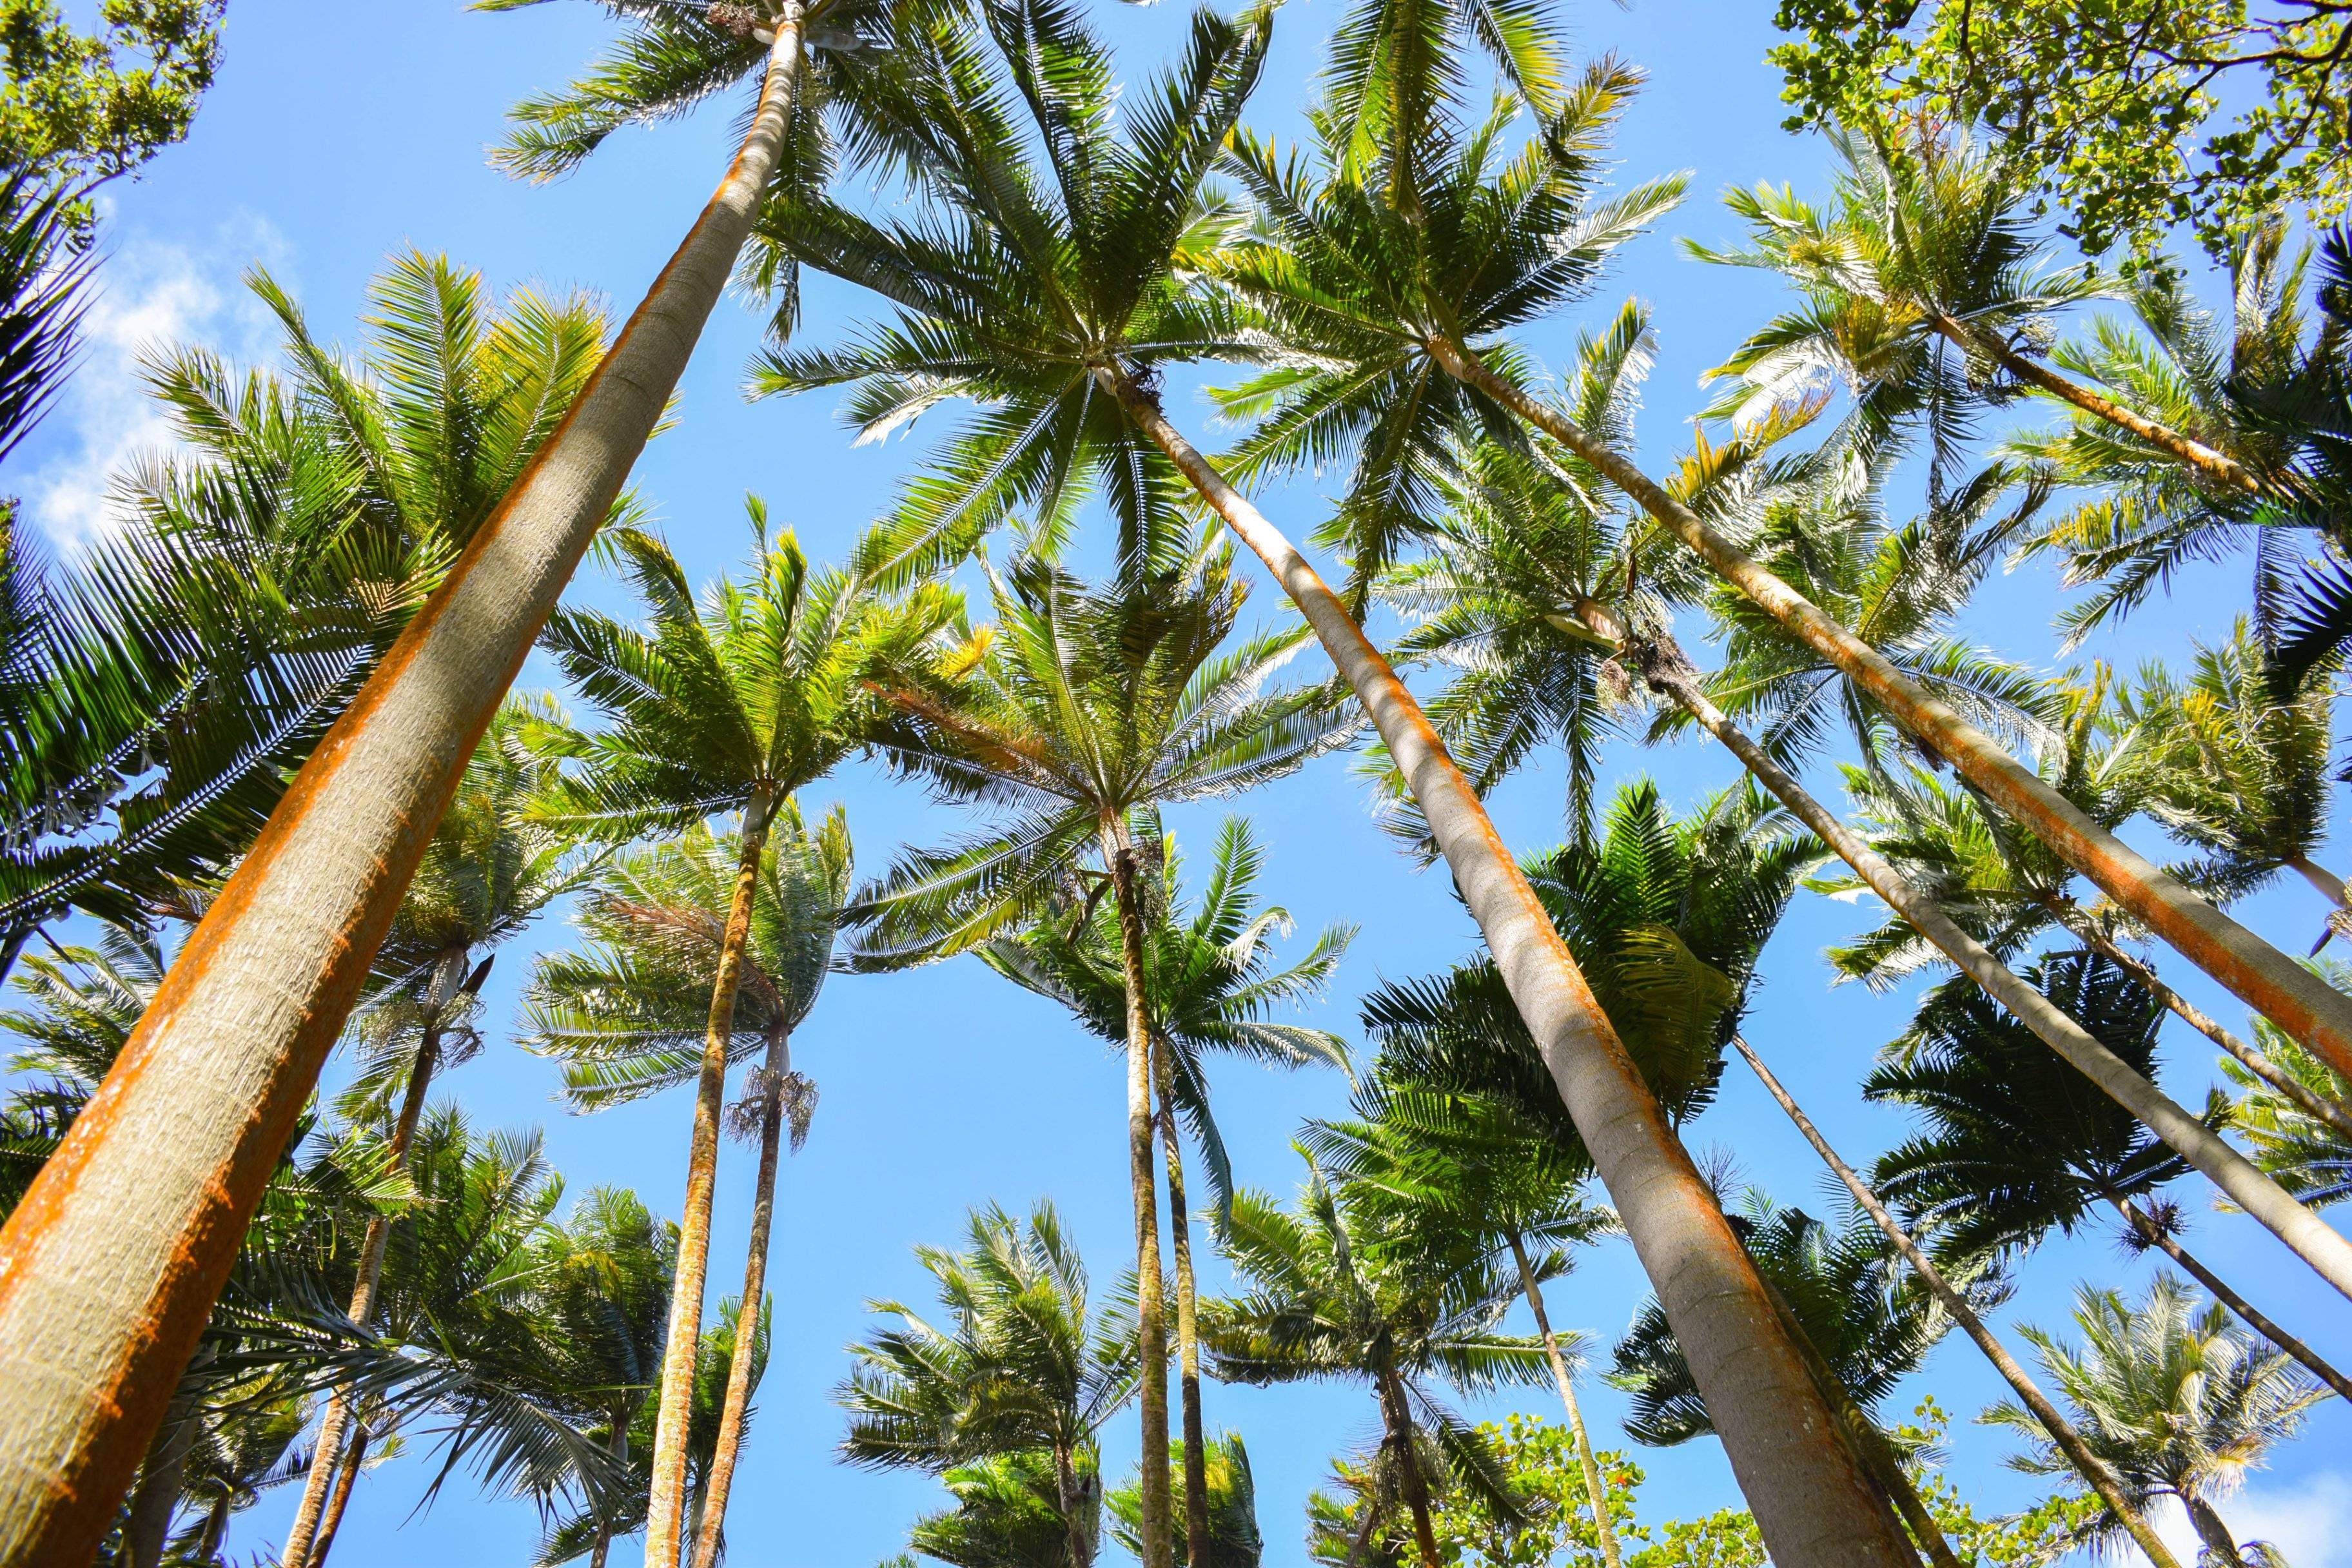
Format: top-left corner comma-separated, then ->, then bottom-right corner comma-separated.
846,534 -> 1353,966
1863,951 -> 2222,1266
0,252 -> 610,957
1208,64 -> 1683,589
2224,981 -> 2352,1208
1987,1277 -> 2331,1565
1609,1191 -> 1956,1447
1361,778 -> 1818,1156
977,813 -> 1352,1215
537,505 -> 959,840
522,803 -> 852,1110
749,0 -> 1273,570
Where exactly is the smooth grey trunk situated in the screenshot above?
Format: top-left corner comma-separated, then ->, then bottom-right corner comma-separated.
0,15 -> 808,1559
1429,334 -> 2352,1093
689,1020 -> 792,1568
2110,1197 -> 2352,1401
1152,1035 -> 1210,1568
1567,601 -> 2352,1304
1109,827 -> 1173,1568
1504,1231 -> 1621,1568
121,1383 -> 197,1568
1102,368 -> 1915,1568
1729,1035 -> 2187,1568
647,790 -> 779,1568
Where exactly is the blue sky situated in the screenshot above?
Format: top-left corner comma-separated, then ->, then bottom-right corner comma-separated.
14,1 -> 2351,1565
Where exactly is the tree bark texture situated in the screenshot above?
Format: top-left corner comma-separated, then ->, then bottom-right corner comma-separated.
1430,335 -> 2352,1092
1102,368 -> 1916,1568
1110,831 -> 1173,1568
0,19 -> 808,1562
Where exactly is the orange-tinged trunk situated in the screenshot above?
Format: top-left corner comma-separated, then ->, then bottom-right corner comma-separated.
0,19 -> 807,1562
1101,368 -> 1915,1568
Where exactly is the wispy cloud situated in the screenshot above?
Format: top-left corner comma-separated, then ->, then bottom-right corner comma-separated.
19,209 -> 293,550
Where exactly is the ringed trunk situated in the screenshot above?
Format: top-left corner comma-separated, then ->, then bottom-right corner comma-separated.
1563,601 -> 2352,1302
1101,368 -> 1916,1568
1504,1231 -> 1622,1568
645,792 -> 779,1567
1729,1037 -> 2186,1568
2110,1197 -> 2352,1402
1152,1034 -> 1210,1568
1109,828 -> 1174,1568
689,1021 -> 794,1568
0,17 -> 808,1557
1432,335 -> 2352,1091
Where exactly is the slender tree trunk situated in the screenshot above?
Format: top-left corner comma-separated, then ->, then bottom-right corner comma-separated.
1101,368 -> 1914,1568
1054,1442 -> 1094,1568
0,15 -> 809,1555
1152,1034 -> 1210,1568
2110,1196 -> 2352,1401
647,792 -> 778,1568
2055,908 -> 2352,1132
1503,1231 -> 1621,1568
310,1424 -> 367,1568
1564,599 -> 2352,1304
1729,1036 -> 2187,1568
1376,1369 -> 1442,1568
1922,313 -> 2260,494
589,1418 -> 628,1568
2186,1497 -> 2250,1568
283,980 -> 455,1568
1108,827 -> 1173,1568
121,1382 -> 197,1568
690,1017 -> 790,1568
1429,335 -> 2352,1092
194,1493 -> 228,1563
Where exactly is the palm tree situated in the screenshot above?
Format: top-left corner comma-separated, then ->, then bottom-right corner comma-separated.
1867,951 -> 2352,1401
976,813 -> 1349,1567
1204,1160 -> 1549,1568
279,694 -> 596,1568
1218,48 -> 2352,1112
1988,1279 -> 2332,1568
848,536 -> 1348,1568
839,1201 -> 1139,1568
1302,1094 -> 1623,1568
1108,1435 -> 1262,1568
534,511 -> 945,1565
0,0 -> 883,1514
523,803 -> 852,1568
751,8 -> 1888,1547
2223,981 -> 2352,1208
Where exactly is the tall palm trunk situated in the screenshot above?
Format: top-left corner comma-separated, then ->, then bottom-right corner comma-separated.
2188,1498 -> 2250,1568
1502,1231 -> 1621,1568
0,17 -> 809,1555
283,956 -> 461,1568
590,1421 -> 629,1568
1100,368 -> 1916,1568
1921,313 -> 2259,493
1052,1441 -> 1095,1568
1428,335 -> 2352,1090
689,1019 -> 792,1568
2108,1195 -> 2352,1401
1562,599 -> 2352,1302
1108,827 -> 1174,1568
1375,1367 -> 1442,1568
1729,1035 -> 2187,1568
310,1424 -> 368,1568
647,790 -> 779,1568
1150,1034 -> 1209,1568
121,1383 -> 199,1568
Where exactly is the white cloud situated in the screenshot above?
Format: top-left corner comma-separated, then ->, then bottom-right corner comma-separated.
2128,1476 -> 2352,1568
21,210 -> 293,550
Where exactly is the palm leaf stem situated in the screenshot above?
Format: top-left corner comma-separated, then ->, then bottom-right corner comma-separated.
1728,1036 -> 2186,1568
1563,596 -> 2352,1300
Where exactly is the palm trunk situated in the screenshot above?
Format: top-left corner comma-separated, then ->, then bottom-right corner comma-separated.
282,982 -> 453,1568
2187,1497 -> 2249,1568
310,1424 -> 368,1568
689,1019 -> 792,1568
1562,600 -> 2352,1301
0,14 -> 809,1553
2055,908 -> 2352,1133
1151,1034 -> 1210,1568
1503,1231 -> 1621,1568
590,1418 -> 628,1568
1054,1442 -> 1094,1568
1101,367 -> 1915,1568
194,1493 -> 228,1563
1375,1368 -> 1442,1568
1108,826 -> 1174,1568
1729,1035 -> 2187,1568
1923,313 -> 2260,494
2288,854 -> 2347,908
1429,334 -> 2352,1092
646,792 -> 779,1568
121,1382 -> 198,1568
1345,1497 -> 1384,1568
2110,1196 -> 2352,1401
